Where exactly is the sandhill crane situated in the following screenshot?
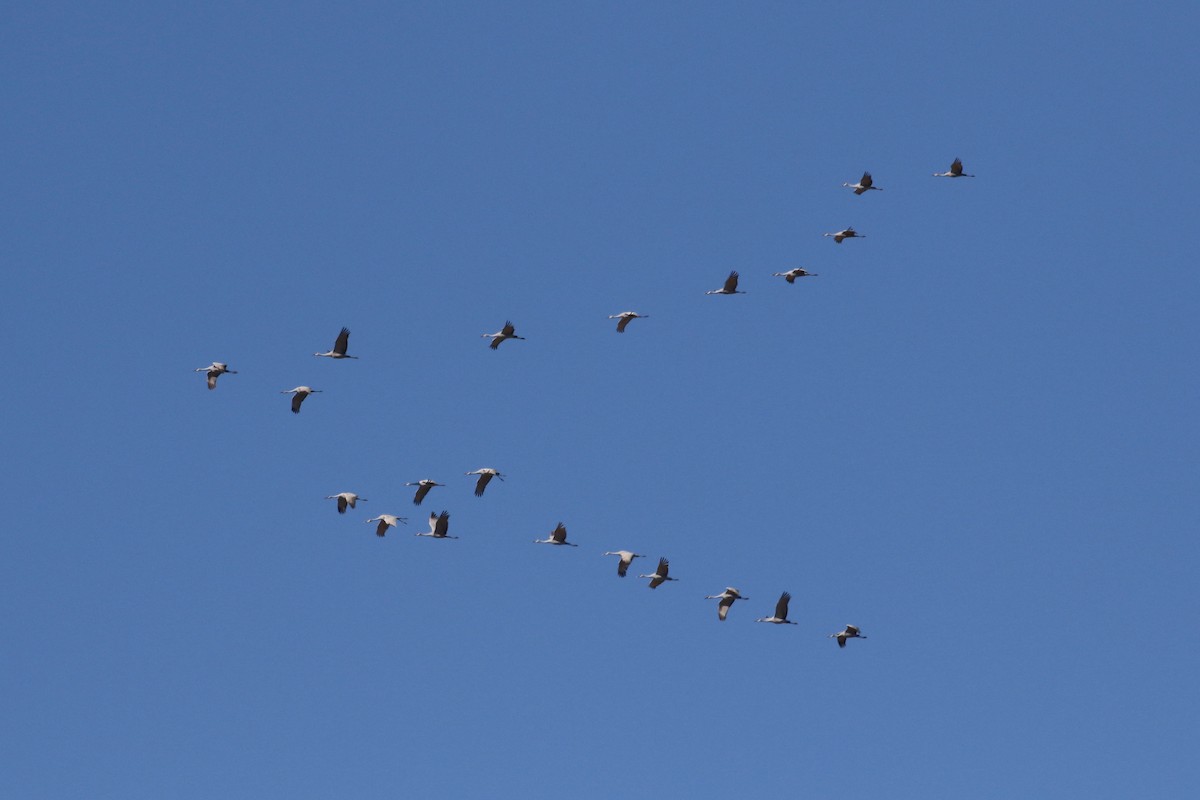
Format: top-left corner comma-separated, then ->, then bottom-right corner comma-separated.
933,158 -> 974,178
639,557 -> 678,589
830,624 -> 867,648
756,592 -> 798,625
466,468 -> 504,497
603,550 -> 645,577
365,514 -> 407,537
315,327 -> 357,359
534,522 -> 577,546
404,479 -> 443,506
608,311 -> 648,333
823,227 -> 863,244
281,386 -> 322,413
326,492 -> 366,514
483,321 -> 525,350
705,587 -> 748,621
772,268 -> 818,283
415,510 -> 456,539
706,271 -> 744,295
843,171 -> 881,195
195,362 -> 237,390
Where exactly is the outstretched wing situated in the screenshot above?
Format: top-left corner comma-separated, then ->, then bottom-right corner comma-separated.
207,371 -> 219,390
474,472 -> 493,496
785,272 -> 796,283
376,519 -> 389,538
718,596 -> 734,620
617,557 -> 630,577
334,327 -> 351,356
950,158 -> 964,176
723,271 -> 740,293
434,510 -> 450,537
413,483 -> 433,505
291,393 -> 304,414
775,592 -> 791,621
501,321 -> 516,337
616,315 -> 631,333
552,522 -> 567,544
337,495 -> 348,514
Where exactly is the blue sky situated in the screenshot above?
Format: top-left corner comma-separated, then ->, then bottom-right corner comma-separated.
3,2 -> 1198,797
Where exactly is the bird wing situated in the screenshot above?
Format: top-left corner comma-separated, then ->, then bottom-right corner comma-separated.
834,234 -> 844,243
845,625 -> 860,636
552,522 -> 567,543
291,393 -> 304,413
616,316 -> 631,333
206,372 -> 218,390
861,171 -> 873,188
617,557 -> 629,577
501,321 -> 516,336
489,336 -> 502,349
337,495 -> 348,513
657,557 -> 669,577
334,327 -> 350,355
376,519 -> 389,537
723,271 -> 739,293
785,272 -> 796,283
837,634 -> 847,648
413,483 -> 432,505
775,592 -> 791,621
434,511 -> 450,537
718,596 -> 733,620
950,158 -> 963,176
474,472 -> 493,496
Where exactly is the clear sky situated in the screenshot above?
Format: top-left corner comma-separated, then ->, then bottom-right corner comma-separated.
3,2 -> 1198,797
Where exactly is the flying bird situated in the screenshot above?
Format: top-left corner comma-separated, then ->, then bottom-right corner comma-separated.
465,468 -> 504,497
603,550 -> 645,577
639,557 -> 678,589
195,362 -> 236,390
823,227 -> 863,244
326,492 -> 366,514
830,624 -> 867,648
404,479 -> 443,506
534,522 -> 578,546
772,268 -> 818,283
705,587 -> 748,621
415,510 -> 456,539
756,592 -> 798,625
483,321 -> 525,350
281,386 -> 322,413
933,158 -> 974,178
365,514 -> 407,537
843,171 -> 882,195
314,327 -> 357,359
706,271 -> 744,295
608,311 -> 649,333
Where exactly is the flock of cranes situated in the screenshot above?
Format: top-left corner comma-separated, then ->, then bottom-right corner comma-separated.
194,158 -> 976,642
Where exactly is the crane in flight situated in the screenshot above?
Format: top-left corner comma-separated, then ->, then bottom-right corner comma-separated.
314,327 -> 357,359
195,362 -> 236,390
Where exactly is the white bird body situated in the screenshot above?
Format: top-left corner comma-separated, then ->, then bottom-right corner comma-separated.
534,522 -> 577,546
823,227 -> 863,244
843,171 -> 881,195
315,327 -> 357,359
773,268 -> 818,283
705,587 -> 747,621
706,271 -> 744,295
404,479 -> 443,506
326,492 -> 366,514
933,158 -> 974,178
195,362 -> 237,390
638,557 -> 677,589
483,321 -> 525,350
756,592 -> 798,625
365,514 -> 407,537
604,550 -> 645,577
608,311 -> 648,333
415,510 -> 456,539
466,468 -> 504,497
281,386 -> 322,413
830,624 -> 867,647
